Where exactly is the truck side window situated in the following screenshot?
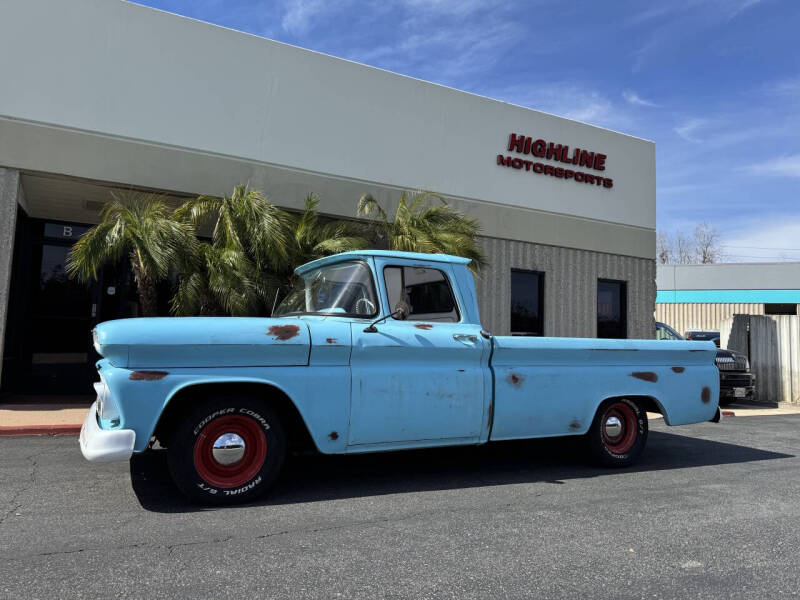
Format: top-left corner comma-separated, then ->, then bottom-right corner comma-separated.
383,266 -> 460,322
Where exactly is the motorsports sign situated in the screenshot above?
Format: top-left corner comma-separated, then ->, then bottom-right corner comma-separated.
496,133 -> 613,189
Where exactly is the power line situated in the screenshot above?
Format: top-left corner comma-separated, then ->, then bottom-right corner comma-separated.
721,254 -> 800,260
721,245 -> 800,251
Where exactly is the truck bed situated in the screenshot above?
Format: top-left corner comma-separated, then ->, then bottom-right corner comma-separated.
489,336 -> 719,440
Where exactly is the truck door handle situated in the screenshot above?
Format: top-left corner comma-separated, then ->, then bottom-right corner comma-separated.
453,334 -> 479,345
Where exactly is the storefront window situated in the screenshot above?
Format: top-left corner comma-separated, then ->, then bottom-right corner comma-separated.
510,269 -> 544,336
597,279 -> 627,338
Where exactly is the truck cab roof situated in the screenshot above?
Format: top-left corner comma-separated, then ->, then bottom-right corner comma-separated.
295,250 -> 472,275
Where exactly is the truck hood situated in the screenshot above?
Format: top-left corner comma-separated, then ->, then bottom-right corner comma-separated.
93,317 -> 309,369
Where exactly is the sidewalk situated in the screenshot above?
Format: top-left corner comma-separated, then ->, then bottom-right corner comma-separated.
715,402 -> 800,417
647,401 -> 800,421
2,396 -> 799,437
0,396 -> 92,436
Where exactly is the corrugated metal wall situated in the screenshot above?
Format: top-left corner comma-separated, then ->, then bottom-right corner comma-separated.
774,316 -> 800,405
475,237 -> 656,338
655,303 -> 764,336
721,315 -> 800,405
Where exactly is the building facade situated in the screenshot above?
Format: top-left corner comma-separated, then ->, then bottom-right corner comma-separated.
656,262 -> 800,336
0,0 -> 656,395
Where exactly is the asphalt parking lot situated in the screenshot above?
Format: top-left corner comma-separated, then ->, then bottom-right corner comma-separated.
1,415 -> 800,599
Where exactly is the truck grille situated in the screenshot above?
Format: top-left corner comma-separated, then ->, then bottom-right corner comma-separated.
715,355 -> 749,371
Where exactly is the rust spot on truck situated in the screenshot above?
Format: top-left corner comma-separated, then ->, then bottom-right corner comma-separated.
631,371 -> 658,383
129,371 -> 168,381
268,324 -> 300,341
701,386 -> 711,403
326,337 -> 338,344
671,366 -> 685,373
507,373 -> 524,387
569,420 -> 581,431
413,323 -> 434,330
328,431 -> 339,441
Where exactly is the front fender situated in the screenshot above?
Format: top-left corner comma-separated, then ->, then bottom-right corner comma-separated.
98,361 -> 349,454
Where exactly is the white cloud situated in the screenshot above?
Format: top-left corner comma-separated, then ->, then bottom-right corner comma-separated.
631,36 -> 660,73
657,183 -> 715,196
764,76 -> 800,97
671,110 -> 795,149
491,83 -> 626,130
721,219 -> 800,262
345,4 -> 525,86
281,0 -> 332,35
629,0 -> 766,72
727,0 -> 764,19
748,154 -> 800,178
622,90 -> 660,107
399,0 -> 488,18
623,4 -> 685,26
674,118 -> 707,143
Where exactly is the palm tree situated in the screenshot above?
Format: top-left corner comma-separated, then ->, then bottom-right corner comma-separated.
173,190 -> 371,316
174,184 -> 290,270
170,241 -> 283,316
357,191 -> 486,272
67,191 -> 197,316
172,184 -> 292,316
287,194 -> 369,274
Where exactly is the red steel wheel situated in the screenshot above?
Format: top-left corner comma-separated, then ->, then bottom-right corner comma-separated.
192,415 -> 268,488
587,397 -> 648,467
600,401 -> 638,454
168,398 -> 286,505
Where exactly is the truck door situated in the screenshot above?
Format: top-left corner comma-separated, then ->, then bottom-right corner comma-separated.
348,261 -> 489,446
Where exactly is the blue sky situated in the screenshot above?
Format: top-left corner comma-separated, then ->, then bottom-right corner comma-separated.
134,0 -> 800,261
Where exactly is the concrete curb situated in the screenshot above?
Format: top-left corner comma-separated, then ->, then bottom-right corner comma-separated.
0,424 -> 81,437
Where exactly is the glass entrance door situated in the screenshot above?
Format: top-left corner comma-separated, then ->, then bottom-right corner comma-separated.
28,242 -> 97,394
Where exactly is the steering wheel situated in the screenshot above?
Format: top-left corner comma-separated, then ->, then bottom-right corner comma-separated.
353,297 -> 376,315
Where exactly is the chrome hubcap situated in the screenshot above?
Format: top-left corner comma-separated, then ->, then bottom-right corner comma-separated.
211,433 -> 246,466
604,416 -> 623,438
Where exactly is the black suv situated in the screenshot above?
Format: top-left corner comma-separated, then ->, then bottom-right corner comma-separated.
656,322 -> 755,406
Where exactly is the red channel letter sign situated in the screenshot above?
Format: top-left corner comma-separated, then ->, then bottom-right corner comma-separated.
496,133 -> 613,189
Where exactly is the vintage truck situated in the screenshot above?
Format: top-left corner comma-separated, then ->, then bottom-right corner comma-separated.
81,250 -> 721,504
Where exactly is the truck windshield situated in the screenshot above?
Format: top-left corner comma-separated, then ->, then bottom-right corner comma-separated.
274,261 -> 379,318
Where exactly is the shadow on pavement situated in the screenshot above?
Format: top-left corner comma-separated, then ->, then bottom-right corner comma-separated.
130,428 -> 793,513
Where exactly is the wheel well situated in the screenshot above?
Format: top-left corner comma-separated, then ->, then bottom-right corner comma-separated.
600,395 -> 665,418
153,382 -> 316,452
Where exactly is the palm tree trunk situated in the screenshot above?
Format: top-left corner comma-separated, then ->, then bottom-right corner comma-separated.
130,252 -> 158,317
138,277 -> 158,317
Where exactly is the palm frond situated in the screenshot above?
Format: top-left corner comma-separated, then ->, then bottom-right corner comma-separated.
66,221 -> 122,281
314,236 -> 370,255
354,188 -> 487,271
357,193 -> 388,222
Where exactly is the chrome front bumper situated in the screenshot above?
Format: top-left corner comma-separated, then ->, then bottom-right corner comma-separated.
79,401 -> 136,462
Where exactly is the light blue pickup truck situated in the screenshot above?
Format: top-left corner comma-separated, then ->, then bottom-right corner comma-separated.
81,250 -> 720,504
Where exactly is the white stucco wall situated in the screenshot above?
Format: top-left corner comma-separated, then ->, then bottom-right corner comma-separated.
0,0 -> 655,233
